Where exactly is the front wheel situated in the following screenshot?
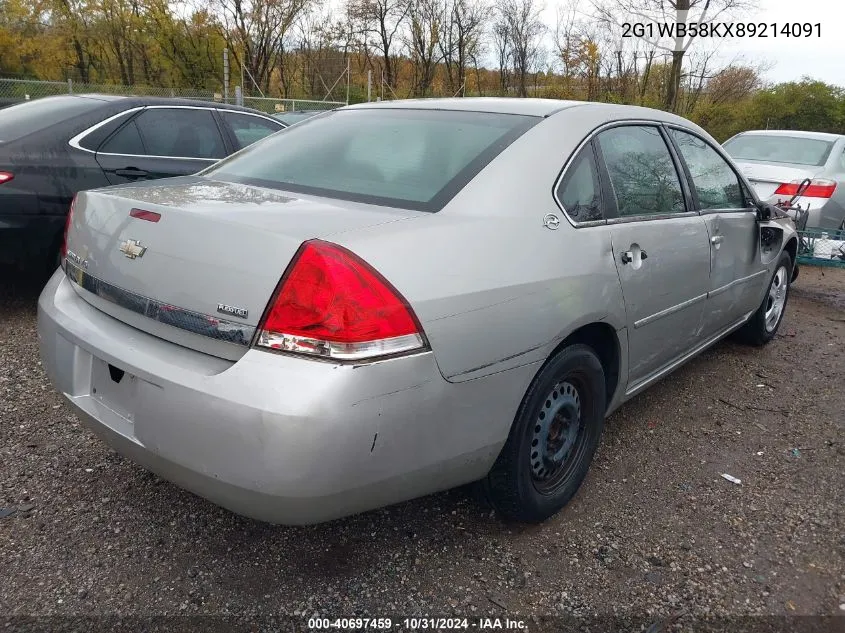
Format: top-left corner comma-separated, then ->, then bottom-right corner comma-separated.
482,344 -> 606,523
736,251 -> 792,346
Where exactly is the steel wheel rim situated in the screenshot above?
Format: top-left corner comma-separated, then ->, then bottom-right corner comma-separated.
764,265 -> 788,332
530,379 -> 587,494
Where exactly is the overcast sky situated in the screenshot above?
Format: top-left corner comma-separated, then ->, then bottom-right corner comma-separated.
549,0 -> 844,86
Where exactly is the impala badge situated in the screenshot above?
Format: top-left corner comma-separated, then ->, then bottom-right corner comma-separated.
119,239 -> 147,259
217,303 -> 248,319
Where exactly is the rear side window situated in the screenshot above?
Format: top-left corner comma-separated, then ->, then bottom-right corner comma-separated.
133,108 -> 226,159
723,134 -> 833,167
670,129 -> 745,209
99,121 -> 145,155
597,125 -> 686,217
556,144 -> 604,222
206,109 -> 540,212
220,111 -> 282,149
0,96 -> 102,143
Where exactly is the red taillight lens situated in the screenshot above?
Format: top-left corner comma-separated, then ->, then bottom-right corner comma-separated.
130,208 -> 161,222
0,171 -> 13,184
255,240 -> 426,360
774,179 -> 837,198
60,195 -> 77,264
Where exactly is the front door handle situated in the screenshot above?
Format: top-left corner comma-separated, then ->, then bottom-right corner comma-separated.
711,235 -> 724,245
114,167 -> 149,179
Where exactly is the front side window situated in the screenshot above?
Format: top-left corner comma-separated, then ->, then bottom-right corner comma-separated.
220,111 -> 282,149
597,125 -> 686,217
556,144 -> 604,222
205,108 -> 540,212
133,108 -> 226,159
670,129 -> 745,210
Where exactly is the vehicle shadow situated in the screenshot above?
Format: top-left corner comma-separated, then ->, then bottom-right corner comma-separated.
0,266 -> 52,313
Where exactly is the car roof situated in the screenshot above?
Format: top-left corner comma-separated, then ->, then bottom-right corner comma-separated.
343,97 -> 707,127
731,129 -> 844,142
73,93 -> 274,116
345,97 -> 583,116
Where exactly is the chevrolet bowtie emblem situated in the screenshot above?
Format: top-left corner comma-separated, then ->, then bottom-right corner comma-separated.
119,239 -> 147,259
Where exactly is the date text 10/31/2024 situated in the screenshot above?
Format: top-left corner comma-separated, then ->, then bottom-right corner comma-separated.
307,618 -> 527,630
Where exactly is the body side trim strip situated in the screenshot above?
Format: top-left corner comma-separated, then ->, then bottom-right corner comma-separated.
64,262 -> 255,346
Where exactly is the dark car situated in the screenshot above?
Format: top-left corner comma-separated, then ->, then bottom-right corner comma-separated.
0,94 -> 286,271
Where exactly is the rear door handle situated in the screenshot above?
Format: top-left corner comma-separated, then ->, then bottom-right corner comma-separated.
114,168 -> 149,179
711,235 -> 724,245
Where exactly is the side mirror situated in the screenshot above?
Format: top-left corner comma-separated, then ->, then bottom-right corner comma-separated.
756,201 -> 776,222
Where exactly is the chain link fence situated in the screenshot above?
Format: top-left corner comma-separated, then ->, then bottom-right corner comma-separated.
0,78 -> 346,112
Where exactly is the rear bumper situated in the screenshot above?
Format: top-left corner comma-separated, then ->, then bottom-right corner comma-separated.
37,270 -> 534,524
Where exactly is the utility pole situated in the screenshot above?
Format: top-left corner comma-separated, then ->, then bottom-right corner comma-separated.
367,70 -> 372,102
223,48 -> 230,103
346,57 -> 351,105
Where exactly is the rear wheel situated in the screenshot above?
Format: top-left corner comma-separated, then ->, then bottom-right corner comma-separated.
483,344 -> 605,523
736,251 -> 792,346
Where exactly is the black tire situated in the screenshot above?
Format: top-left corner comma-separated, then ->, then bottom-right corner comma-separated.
483,344 -> 606,523
736,251 -> 792,347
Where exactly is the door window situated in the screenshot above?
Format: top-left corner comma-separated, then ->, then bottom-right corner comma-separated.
133,108 -> 226,159
670,129 -> 745,209
556,144 -> 604,222
597,126 -> 686,217
220,111 -> 282,149
99,121 -> 145,155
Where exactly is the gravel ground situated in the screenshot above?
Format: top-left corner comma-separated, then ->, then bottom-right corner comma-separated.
1,266 -> 843,630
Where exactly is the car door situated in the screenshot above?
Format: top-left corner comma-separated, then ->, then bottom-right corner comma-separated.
95,106 -> 228,185
218,110 -> 285,150
668,127 -> 767,336
594,124 -> 712,387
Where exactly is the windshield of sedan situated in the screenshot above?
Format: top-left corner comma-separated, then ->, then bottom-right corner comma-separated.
206,108 -> 540,212
0,95 -> 103,143
723,134 -> 835,167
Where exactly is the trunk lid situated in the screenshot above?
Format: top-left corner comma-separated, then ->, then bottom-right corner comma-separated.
734,160 -> 822,201
65,176 -> 419,360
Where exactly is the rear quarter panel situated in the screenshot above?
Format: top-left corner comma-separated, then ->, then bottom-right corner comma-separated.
339,107 -> 628,386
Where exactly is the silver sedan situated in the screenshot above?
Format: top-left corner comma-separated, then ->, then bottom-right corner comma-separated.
38,98 -> 797,525
723,129 -> 845,230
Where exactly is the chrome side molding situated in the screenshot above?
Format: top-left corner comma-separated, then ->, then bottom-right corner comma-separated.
65,262 -> 255,346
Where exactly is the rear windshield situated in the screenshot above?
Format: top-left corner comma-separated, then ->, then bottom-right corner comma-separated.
206,108 -> 540,211
276,112 -> 319,124
0,96 -> 103,143
723,134 -> 834,167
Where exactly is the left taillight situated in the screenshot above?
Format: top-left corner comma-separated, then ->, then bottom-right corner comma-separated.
0,172 -> 13,184
254,239 -> 427,361
60,194 -> 77,267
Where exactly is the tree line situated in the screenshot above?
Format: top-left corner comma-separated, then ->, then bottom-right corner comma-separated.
1,0 -> 844,140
